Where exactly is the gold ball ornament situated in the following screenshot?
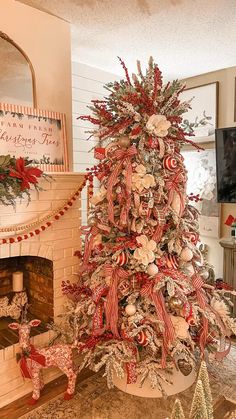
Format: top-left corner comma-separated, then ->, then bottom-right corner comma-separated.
180,247 -> 193,262
125,304 -> 137,316
147,263 -> 159,277
119,136 -> 131,149
169,297 -> 183,310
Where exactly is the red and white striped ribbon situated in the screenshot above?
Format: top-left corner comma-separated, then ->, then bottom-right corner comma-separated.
104,265 -> 130,337
106,145 -> 137,225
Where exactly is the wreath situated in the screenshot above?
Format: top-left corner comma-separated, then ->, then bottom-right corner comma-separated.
0,155 -> 46,206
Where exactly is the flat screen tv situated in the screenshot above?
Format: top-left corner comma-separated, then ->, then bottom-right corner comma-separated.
215,126 -> 236,203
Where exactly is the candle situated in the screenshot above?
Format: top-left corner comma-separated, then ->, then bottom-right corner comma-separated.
12,271 -> 24,292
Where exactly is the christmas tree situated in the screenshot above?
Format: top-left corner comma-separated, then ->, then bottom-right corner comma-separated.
197,361 -> 213,419
62,57 -> 236,392
190,379 -> 208,419
171,398 -> 185,419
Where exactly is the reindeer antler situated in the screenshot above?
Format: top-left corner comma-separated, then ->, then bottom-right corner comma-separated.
21,302 -> 29,324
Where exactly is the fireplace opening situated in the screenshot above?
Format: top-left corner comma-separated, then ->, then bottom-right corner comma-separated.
0,256 -> 53,348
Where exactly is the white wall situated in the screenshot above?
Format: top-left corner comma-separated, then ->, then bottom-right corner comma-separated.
72,62 -> 120,224
0,0 -> 73,168
72,61 -> 120,171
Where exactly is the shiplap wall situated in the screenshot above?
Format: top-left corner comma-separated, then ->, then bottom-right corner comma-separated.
72,62 -> 120,172
72,62 -> 120,224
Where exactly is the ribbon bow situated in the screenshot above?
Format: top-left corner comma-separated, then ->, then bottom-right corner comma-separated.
104,264 -> 130,337
18,345 -> 46,379
107,145 -> 137,225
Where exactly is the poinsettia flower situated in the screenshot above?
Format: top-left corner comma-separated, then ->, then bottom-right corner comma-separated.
9,158 -> 42,190
133,234 -> 157,266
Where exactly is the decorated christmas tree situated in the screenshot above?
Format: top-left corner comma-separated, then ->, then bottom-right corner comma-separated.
171,398 -> 185,419
62,57 -> 236,394
190,379 -> 208,419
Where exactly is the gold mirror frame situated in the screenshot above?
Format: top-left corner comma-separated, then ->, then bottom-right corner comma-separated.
0,31 -> 37,107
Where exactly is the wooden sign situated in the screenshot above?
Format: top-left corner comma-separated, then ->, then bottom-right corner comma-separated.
0,103 -> 68,172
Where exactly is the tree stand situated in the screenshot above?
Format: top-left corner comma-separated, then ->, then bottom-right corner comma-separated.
113,366 -> 196,398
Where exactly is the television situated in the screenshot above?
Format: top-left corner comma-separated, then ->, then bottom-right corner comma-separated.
215,126 -> 236,203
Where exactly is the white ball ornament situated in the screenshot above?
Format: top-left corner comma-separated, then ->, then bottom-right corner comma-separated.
147,263 -> 159,276
185,263 -> 195,277
201,270 -> 209,280
125,304 -> 137,316
180,247 -> 193,262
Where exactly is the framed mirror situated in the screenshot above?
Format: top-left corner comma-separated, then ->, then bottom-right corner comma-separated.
0,31 -> 36,107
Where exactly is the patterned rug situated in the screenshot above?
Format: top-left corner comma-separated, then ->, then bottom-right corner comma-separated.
21,348 -> 236,419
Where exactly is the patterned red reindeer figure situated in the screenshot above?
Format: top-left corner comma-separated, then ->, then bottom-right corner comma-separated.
9,319 -> 77,404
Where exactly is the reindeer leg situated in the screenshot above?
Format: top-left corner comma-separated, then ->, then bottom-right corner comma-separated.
59,364 -> 77,400
28,369 -> 41,405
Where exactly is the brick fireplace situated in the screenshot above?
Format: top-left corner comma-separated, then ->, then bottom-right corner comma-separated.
0,173 -> 84,407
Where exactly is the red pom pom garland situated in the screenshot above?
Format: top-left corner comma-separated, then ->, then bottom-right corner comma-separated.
0,175 -> 89,245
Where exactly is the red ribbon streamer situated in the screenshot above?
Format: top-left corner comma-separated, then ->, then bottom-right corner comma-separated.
192,274 -> 208,353
81,226 -> 99,269
107,145 -> 137,225
165,169 -> 185,216
104,265 -> 130,337
18,345 -> 46,379
141,280 -> 175,368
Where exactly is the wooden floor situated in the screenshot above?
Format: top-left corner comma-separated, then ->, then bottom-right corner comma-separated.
0,368 -> 94,419
1,371 -> 235,419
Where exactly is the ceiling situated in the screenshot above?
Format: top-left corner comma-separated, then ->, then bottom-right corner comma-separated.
18,0 -> 236,80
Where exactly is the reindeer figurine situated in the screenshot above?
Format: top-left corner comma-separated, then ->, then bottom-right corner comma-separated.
9,318 -> 78,404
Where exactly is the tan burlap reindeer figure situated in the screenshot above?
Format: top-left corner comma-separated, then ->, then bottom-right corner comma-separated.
9,316 -> 78,404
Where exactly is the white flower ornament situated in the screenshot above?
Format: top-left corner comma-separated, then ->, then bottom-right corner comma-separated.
133,234 -> 157,266
132,164 -> 155,192
146,114 -> 171,137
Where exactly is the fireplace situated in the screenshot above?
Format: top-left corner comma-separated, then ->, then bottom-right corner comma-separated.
0,173 -> 84,407
0,256 -> 53,349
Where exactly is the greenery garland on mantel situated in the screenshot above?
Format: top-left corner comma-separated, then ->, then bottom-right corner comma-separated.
0,155 -> 46,206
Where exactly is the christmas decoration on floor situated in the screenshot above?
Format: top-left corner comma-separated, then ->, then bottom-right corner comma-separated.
0,155 -> 45,206
170,360 -> 213,418
63,57 -> 236,396
9,311 -> 78,405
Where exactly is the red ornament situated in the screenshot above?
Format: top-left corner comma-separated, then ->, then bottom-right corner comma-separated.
166,254 -> 178,269
189,232 -> 199,244
136,330 -> 148,346
163,156 -> 178,171
116,251 -> 128,266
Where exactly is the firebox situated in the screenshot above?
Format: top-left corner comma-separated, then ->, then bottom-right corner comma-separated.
0,256 -> 53,348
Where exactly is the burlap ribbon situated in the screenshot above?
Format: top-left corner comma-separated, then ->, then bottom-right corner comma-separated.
107,145 -> 137,226
104,264 -> 130,337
